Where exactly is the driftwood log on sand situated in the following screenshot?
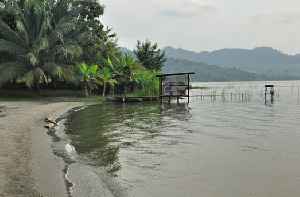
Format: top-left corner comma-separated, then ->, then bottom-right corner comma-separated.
44,115 -> 56,129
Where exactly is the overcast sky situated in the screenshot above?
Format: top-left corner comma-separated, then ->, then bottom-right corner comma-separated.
99,0 -> 300,55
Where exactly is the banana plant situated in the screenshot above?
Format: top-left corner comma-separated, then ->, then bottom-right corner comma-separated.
99,67 -> 117,97
75,62 -> 101,97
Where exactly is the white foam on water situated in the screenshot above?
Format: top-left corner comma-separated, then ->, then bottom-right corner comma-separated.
65,143 -> 77,160
54,121 -> 60,130
75,106 -> 87,112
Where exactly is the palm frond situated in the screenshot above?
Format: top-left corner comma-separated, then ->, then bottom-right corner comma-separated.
0,39 -> 28,55
60,64 -> 77,82
38,37 -> 49,51
43,62 -> 63,79
0,62 -> 19,71
26,52 -> 39,67
0,20 -> 26,47
16,20 -> 30,44
34,67 -> 48,83
55,16 -> 77,35
25,67 -> 47,87
51,43 -> 83,60
23,70 -> 35,87
0,64 -> 26,86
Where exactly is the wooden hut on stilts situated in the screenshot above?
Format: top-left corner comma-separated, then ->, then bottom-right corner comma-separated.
156,72 -> 195,103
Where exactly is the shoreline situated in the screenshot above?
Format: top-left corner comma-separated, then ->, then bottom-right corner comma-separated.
0,101 -> 86,196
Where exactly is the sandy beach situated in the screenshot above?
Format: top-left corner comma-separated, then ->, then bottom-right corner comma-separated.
0,101 -> 85,197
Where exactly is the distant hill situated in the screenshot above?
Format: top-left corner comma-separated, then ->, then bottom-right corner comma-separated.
119,46 -> 300,81
163,58 -> 270,82
164,46 -> 300,78
119,47 -> 135,57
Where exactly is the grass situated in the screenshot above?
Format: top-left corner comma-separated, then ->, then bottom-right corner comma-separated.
0,89 -> 107,103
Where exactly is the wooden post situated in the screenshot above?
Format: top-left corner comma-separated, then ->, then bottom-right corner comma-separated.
187,74 -> 190,103
159,76 -> 162,103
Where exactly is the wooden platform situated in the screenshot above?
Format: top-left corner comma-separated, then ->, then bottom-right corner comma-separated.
108,96 -> 159,102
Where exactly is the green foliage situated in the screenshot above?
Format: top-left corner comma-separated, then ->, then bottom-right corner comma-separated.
134,69 -> 160,96
164,46 -> 300,79
0,0 -> 83,91
99,66 -> 117,97
75,62 -> 102,97
133,39 -> 167,71
0,0 -> 119,91
0,0 -> 163,97
106,54 -> 143,94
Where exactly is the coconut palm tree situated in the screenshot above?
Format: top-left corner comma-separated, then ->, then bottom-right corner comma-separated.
0,0 -> 82,91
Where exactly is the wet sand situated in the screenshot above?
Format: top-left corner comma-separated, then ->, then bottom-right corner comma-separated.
0,102 -> 85,197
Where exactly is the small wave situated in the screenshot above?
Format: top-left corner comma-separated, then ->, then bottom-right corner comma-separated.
54,122 -> 60,130
65,143 -> 77,160
75,106 -> 87,112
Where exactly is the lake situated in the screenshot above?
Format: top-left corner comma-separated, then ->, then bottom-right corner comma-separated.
51,81 -> 300,197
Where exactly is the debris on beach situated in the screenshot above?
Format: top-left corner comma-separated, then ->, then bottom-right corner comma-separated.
44,115 -> 56,129
45,115 -> 56,124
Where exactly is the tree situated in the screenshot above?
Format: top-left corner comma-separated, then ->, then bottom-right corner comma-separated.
0,0 -> 82,91
0,0 -> 52,91
0,0 -> 119,91
115,54 -> 143,93
133,39 -> 167,71
99,57 -> 117,97
72,0 -> 121,65
75,62 -> 101,97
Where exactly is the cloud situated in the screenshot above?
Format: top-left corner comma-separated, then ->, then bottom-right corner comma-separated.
159,9 -> 195,17
251,13 -> 300,26
158,3 -> 217,18
185,0 -> 218,12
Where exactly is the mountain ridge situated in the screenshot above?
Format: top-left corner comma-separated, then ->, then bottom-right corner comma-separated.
119,46 -> 300,81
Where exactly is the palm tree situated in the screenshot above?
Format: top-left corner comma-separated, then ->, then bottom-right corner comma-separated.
0,0 -> 82,91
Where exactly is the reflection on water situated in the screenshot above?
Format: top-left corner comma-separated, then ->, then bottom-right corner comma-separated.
64,102 -> 191,174
55,81 -> 300,197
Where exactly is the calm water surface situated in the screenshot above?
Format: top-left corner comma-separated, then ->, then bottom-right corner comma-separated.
52,81 -> 300,197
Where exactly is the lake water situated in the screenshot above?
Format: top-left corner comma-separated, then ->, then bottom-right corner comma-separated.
51,81 -> 300,197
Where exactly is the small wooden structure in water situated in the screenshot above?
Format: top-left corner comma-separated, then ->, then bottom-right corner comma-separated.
108,72 -> 194,103
265,84 -> 275,101
156,72 -> 195,103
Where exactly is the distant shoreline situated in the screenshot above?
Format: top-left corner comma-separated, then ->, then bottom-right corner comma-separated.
0,101 -> 85,196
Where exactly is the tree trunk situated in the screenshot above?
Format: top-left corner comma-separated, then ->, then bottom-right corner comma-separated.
110,84 -> 114,95
52,76 -> 57,89
102,82 -> 106,97
33,80 -> 40,93
84,82 -> 89,97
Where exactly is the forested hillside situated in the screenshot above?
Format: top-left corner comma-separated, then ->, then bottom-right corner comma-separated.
162,58 -> 268,82
164,46 -> 300,78
120,47 -> 300,81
